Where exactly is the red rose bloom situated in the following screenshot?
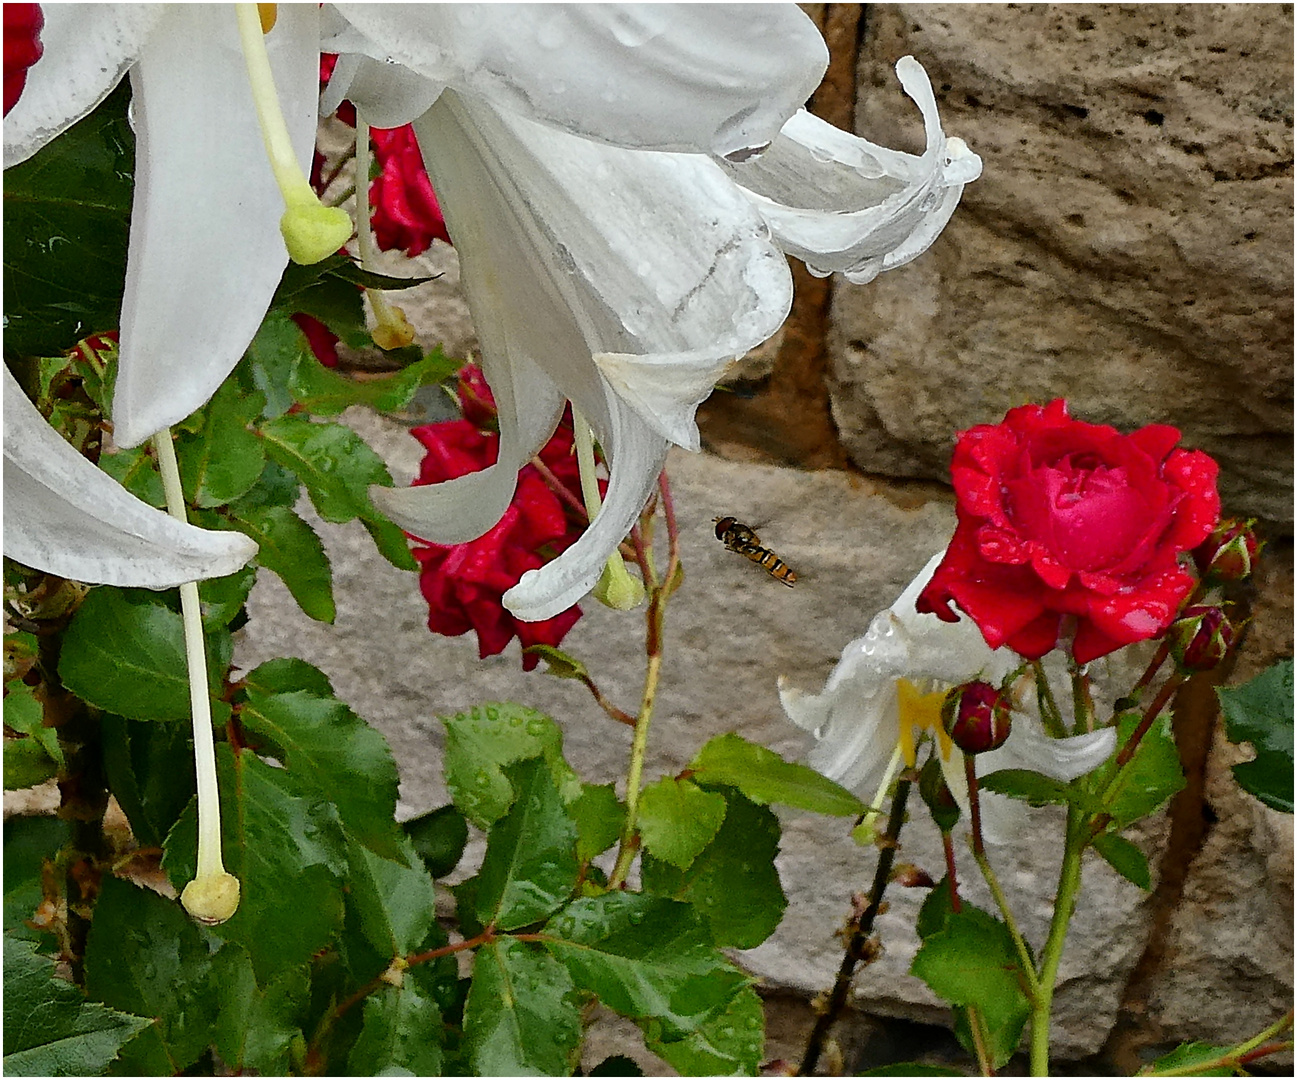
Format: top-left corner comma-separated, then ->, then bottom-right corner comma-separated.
4,3 -> 43,117
917,399 -> 1220,664
410,368 -> 583,669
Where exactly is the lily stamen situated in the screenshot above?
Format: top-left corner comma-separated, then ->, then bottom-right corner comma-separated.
572,408 -> 644,610
234,3 -> 351,264
153,430 -> 240,925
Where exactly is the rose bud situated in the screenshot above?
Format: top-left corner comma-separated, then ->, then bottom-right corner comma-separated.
1193,517 -> 1263,584
1170,605 -> 1235,671
942,680 -> 1011,755
918,754 -> 962,833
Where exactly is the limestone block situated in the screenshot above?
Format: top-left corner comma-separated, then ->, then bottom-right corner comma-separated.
829,4 -> 1293,524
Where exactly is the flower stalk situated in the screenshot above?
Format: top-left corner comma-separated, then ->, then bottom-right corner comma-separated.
234,3 -> 350,265
152,430 -> 239,925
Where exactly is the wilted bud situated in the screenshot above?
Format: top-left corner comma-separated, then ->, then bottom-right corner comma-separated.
891,863 -> 935,888
1193,517 -> 1263,584
942,680 -> 1011,755
1170,605 -> 1235,671
918,755 -> 961,834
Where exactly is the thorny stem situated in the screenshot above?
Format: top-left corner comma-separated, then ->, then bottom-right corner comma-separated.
153,431 -> 239,924
798,777 -> 913,1076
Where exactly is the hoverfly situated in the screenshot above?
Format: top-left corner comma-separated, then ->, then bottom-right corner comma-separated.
712,516 -> 797,587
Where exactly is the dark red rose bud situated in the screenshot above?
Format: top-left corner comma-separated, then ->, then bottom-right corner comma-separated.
1170,605 -> 1235,671
918,754 -> 962,833
4,3 -> 43,116
942,680 -> 1011,755
1193,517 -> 1262,584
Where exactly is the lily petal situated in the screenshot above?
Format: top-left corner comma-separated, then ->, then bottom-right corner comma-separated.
2,3 -> 163,166
3,368 -> 258,588
722,56 -> 983,283
986,718 -> 1117,782
112,4 -> 320,448
326,3 -> 827,156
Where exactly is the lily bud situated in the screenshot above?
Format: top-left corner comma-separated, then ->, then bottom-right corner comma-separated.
918,754 -> 961,833
1170,605 -> 1235,672
942,680 -> 1011,755
1193,517 -> 1263,584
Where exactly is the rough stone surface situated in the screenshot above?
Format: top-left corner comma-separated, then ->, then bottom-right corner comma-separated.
829,4 -> 1293,525
233,413 -> 1158,1059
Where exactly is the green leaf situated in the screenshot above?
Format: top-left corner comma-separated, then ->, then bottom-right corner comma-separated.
643,984 -> 764,1077
637,778 -> 727,871
909,905 -> 1031,1069
1143,1040 -> 1233,1076
979,769 -> 1098,811
326,256 -> 439,293
914,877 -> 957,941
3,82 -> 133,358
642,791 -> 786,949
228,505 -> 335,623
475,758 -> 579,931
4,816 -> 69,942
238,687 -> 402,859
4,738 -> 59,790
290,346 -> 457,417
1218,659 -> 1294,813
1103,712 -> 1186,828
403,804 -> 470,879
241,313 -> 304,420
348,981 -> 444,1076
98,446 -> 165,507
4,935 -> 152,1077
175,380 -> 266,507
688,733 -> 865,816
544,893 -> 749,1039
241,657 -> 335,698
83,876 -> 216,1074
1091,831 -> 1151,890
210,945 -> 309,1075
258,413 -> 416,569
58,589 -> 230,724
197,564 -> 257,629
161,746 -> 348,981
347,836 -> 436,956
101,714 -> 195,850
463,938 -> 582,1076
442,704 -> 580,829
571,783 -> 624,864
526,644 -> 591,682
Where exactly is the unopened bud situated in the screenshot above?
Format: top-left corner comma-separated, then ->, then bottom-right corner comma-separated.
917,755 -> 961,833
1170,605 -> 1235,672
942,680 -> 1011,755
1193,518 -> 1263,584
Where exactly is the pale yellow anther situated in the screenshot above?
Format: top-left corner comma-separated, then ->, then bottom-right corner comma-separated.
257,3 -> 276,33
369,291 -> 416,351
236,4 -> 352,265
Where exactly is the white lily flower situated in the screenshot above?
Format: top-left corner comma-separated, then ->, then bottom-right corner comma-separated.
779,554 -> 1116,845
3,367 -> 257,588
323,5 -> 981,623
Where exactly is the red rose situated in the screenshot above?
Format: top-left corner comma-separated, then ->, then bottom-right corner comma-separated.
4,3 -> 43,117
409,371 -> 584,669
290,312 -> 341,368
917,399 -> 1220,664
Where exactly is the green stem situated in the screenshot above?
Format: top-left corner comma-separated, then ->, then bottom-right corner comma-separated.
1032,661 -> 1067,738
972,845 -> 1041,1000
1028,802 -> 1086,1076
1140,1008 -> 1293,1075
608,651 -> 661,888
